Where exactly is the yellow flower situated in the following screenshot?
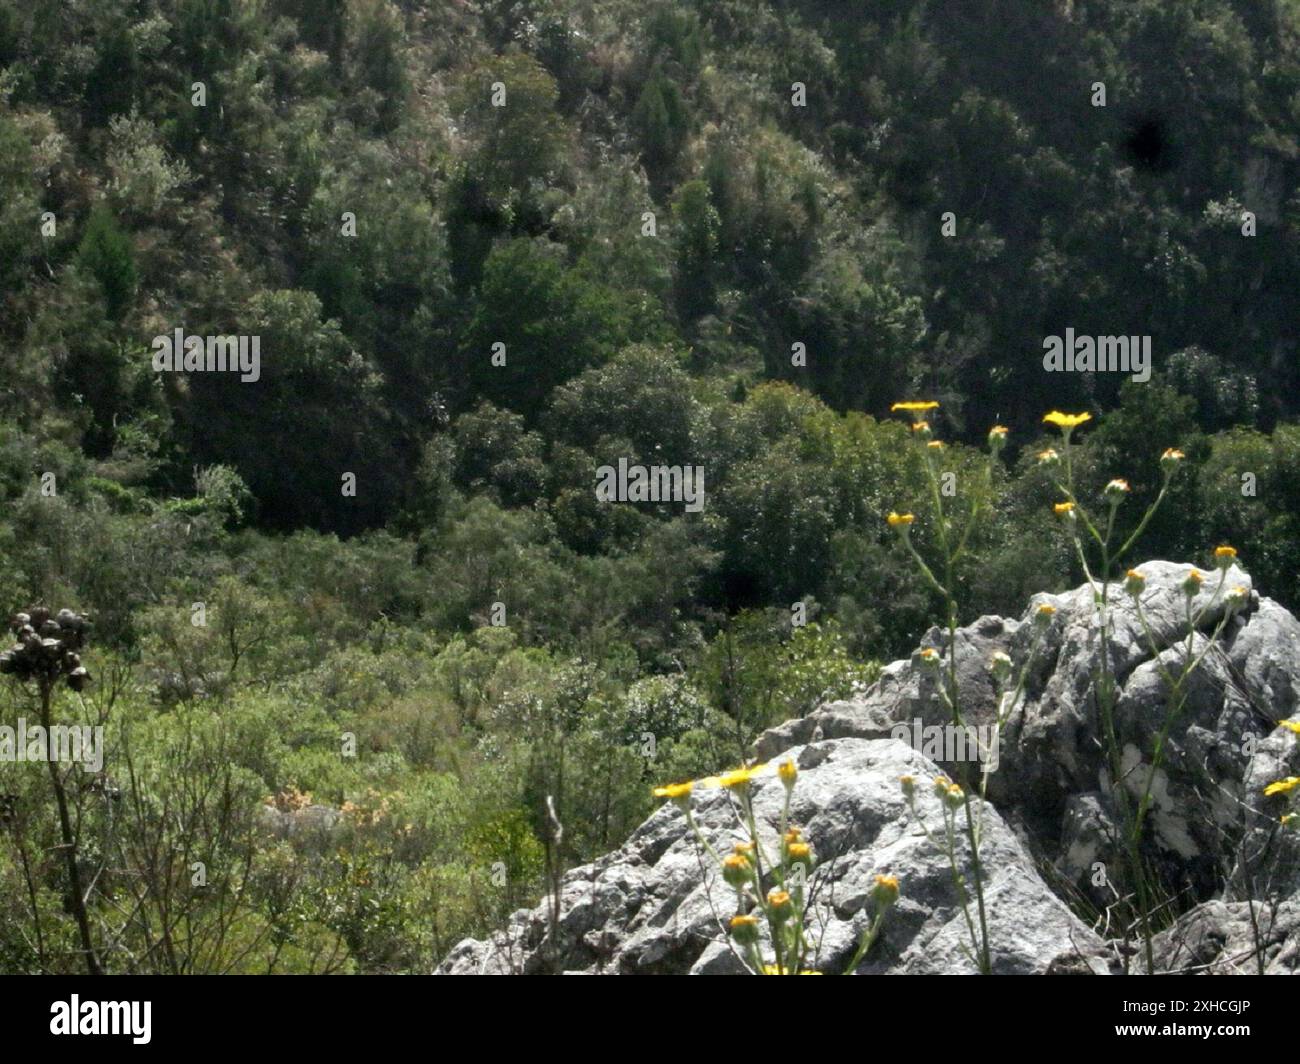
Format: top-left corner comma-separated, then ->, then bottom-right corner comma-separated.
927,440 -> 944,450
1043,411 -> 1093,430
723,853 -> 751,887
767,889 -> 794,920
762,965 -> 822,974
1104,478 -> 1130,504
887,511 -> 915,529
1278,720 -> 1300,736
718,767 -> 758,791
1214,545 -> 1237,570
872,873 -> 900,905
783,827 -> 802,844
729,914 -> 759,945
1125,569 -> 1146,597
891,401 -> 940,413
698,763 -> 772,792
1053,501 -> 1075,515
900,774 -> 916,797
653,780 -> 693,804
1037,448 -> 1061,467
1182,569 -> 1204,596
778,759 -> 797,788
1035,603 -> 1057,625
1264,777 -> 1300,797
787,842 -> 812,863
1161,447 -> 1185,471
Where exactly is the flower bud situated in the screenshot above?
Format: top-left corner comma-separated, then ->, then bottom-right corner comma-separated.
729,913 -> 760,946
989,650 -> 1013,685
785,841 -> 812,869
916,647 -> 941,672
1124,569 -> 1146,598
988,425 -> 1009,452
1182,570 -> 1204,597
872,873 -> 900,907
778,759 -> 797,790
723,853 -> 751,888
767,889 -> 794,922
1104,478 -> 1130,505
1214,545 -> 1237,571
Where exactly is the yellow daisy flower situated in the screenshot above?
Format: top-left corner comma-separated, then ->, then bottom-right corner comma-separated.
1043,411 -> 1093,430
652,780 -> 693,802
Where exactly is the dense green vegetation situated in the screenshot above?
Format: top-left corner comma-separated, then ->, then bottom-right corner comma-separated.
2,0 -> 1299,972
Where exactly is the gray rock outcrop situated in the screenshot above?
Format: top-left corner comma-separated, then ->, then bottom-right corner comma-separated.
438,561 -> 1300,974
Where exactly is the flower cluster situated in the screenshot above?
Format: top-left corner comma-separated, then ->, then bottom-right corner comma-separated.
0,608 -> 92,691
1036,410 -> 1262,972
1267,720 -> 1300,828
654,757 -> 898,974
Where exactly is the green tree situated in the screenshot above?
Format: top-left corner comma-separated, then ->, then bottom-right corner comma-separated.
76,206 -> 136,322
